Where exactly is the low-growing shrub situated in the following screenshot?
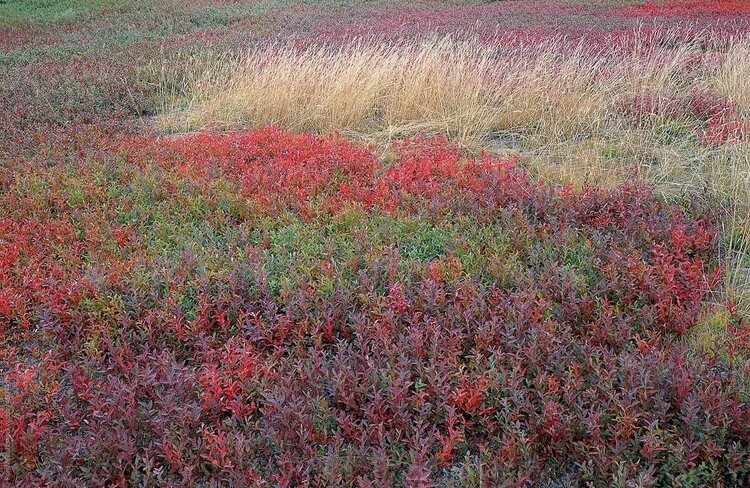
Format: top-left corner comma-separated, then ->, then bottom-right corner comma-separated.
1,128 -> 749,486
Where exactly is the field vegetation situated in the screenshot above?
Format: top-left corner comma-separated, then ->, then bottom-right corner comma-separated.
2,0 -> 750,486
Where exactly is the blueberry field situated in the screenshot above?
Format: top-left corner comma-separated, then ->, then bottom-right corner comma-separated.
2,1 -> 750,486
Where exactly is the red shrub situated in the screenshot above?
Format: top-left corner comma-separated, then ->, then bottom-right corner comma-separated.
0,128 -> 748,486
628,1 -> 750,17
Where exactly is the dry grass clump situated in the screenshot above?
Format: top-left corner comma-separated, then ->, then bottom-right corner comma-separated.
712,40 -> 750,117
159,32 -> 750,146
158,37 -> 624,145
713,143 -> 750,308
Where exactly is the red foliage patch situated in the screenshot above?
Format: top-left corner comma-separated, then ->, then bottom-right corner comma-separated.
629,0 -> 750,17
1,128 -> 748,485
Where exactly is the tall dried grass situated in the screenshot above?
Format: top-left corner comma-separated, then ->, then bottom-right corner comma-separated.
158,37 -> 627,145
712,40 -> 750,117
159,32 -> 750,143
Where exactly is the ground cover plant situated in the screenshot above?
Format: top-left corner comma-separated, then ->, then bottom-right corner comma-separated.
3,128 -> 750,486
2,0 -> 750,486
